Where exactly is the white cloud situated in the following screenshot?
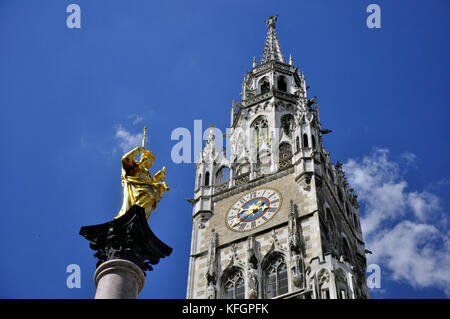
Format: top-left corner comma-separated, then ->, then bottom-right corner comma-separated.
129,114 -> 145,125
344,148 -> 450,296
407,191 -> 440,221
401,152 -> 418,168
115,125 -> 143,153
344,149 -> 408,234
368,221 -> 450,296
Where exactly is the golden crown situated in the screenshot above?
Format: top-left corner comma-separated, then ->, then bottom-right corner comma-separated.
140,149 -> 155,162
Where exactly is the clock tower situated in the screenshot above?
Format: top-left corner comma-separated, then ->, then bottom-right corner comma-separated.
186,16 -> 369,299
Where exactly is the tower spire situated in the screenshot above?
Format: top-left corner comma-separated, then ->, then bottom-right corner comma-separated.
261,15 -> 284,64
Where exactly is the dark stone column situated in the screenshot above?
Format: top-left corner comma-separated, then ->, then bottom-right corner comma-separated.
79,205 -> 172,299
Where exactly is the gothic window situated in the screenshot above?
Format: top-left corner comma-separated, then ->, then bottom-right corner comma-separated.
251,116 -> 269,150
312,135 -> 316,149
277,76 -> 287,92
205,172 -> 210,186
215,166 -> 230,184
322,289 -> 330,299
259,77 -> 270,94
325,208 -> 336,252
296,136 -> 300,151
264,255 -> 288,298
341,238 -> 352,264
222,268 -> 245,299
318,269 -> 331,299
198,174 -> 202,188
280,114 -> 294,136
279,142 -> 292,160
335,269 -> 349,299
302,133 -> 309,148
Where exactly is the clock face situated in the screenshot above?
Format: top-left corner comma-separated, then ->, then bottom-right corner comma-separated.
226,188 -> 282,232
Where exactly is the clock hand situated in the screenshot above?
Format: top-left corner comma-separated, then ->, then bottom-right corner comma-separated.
241,209 -> 253,218
231,218 -> 241,227
233,200 -> 269,226
230,207 -> 250,227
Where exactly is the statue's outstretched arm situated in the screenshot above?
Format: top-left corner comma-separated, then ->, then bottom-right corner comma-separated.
122,146 -> 143,167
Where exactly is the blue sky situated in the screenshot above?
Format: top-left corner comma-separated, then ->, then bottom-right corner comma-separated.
0,0 -> 449,299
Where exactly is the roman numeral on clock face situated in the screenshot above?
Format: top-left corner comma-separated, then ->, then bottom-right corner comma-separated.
239,223 -> 247,230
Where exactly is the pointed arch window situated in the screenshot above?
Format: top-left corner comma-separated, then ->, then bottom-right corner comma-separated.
265,255 -> 288,298
222,268 -> 245,299
303,133 -> 309,148
325,208 -> 336,253
259,77 -> 270,94
312,135 -> 316,150
280,114 -> 294,136
205,172 -> 210,186
277,76 -> 287,92
215,166 -> 230,184
318,269 -> 331,299
335,269 -> 350,299
198,174 -> 202,188
341,238 -> 352,264
296,136 -> 300,151
251,116 -> 269,150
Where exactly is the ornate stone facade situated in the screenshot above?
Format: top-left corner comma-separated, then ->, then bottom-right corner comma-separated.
186,17 -> 369,299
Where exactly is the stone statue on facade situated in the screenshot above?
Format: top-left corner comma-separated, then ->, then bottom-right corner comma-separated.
288,201 -> 305,288
246,236 -> 259,299
205,229 -> 218,299
247,263 -> 259,299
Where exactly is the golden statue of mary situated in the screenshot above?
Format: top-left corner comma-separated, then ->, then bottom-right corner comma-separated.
115,128 -> 170,220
